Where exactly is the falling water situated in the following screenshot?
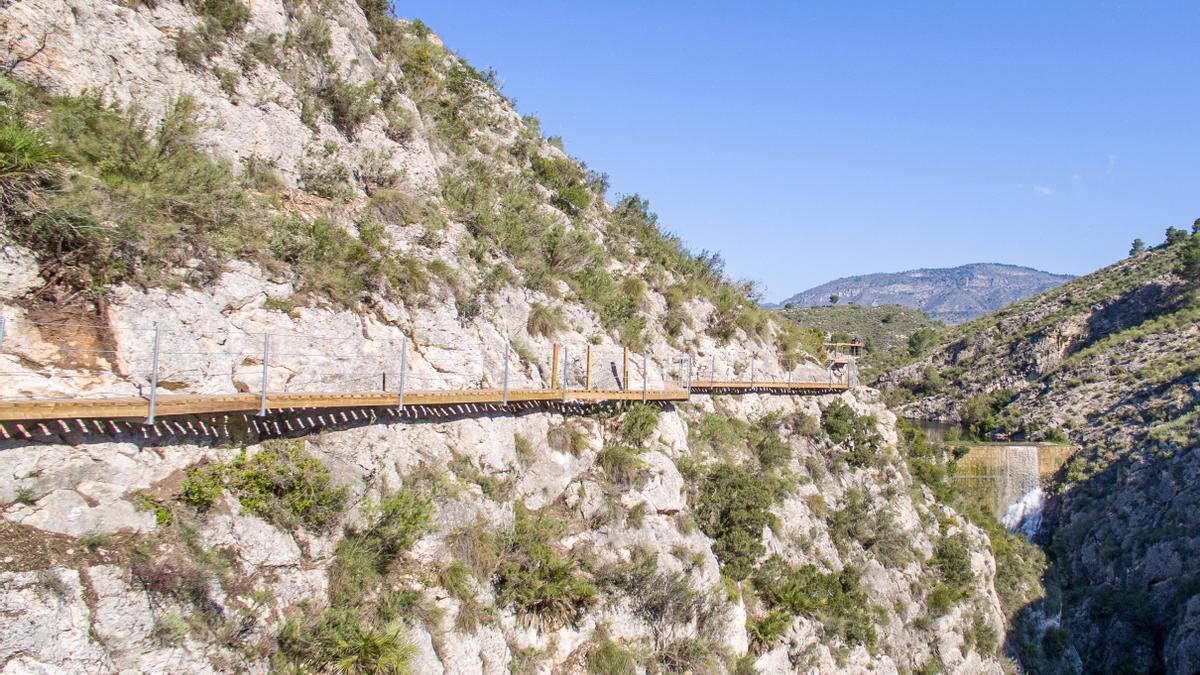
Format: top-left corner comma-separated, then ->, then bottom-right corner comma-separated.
999,445 -> 1043,538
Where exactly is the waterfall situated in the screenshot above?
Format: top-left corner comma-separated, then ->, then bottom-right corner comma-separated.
999,445 -> 1043,538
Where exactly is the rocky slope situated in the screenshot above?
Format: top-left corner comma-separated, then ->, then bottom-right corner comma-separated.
0,0 -> 1015,671
775,263 -> 1074,324
882,229 -> 1200,672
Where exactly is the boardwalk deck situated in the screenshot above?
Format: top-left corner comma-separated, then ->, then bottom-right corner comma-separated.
0,380 -> 849,422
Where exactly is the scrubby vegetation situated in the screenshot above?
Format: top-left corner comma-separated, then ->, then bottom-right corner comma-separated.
778,303 -> 942,378
750,557 -> 878,649
694,463 -> 778,581
494,504 -> 596,629
277,486 -> 432,673
180,440 -> 347,531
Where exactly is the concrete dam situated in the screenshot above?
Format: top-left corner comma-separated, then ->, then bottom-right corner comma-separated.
954,443 -> 1077,536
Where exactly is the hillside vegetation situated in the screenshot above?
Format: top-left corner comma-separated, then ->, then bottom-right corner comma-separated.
0,4 -> 796,360
883,224 -> 1200,672
777,303 -> 942,380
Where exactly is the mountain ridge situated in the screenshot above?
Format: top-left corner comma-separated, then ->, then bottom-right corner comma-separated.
774,262 -> 1074,324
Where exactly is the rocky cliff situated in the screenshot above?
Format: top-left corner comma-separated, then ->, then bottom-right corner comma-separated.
775,263 -> 1074,325
883,231 -> 1200,672
0,0 -> 1013,671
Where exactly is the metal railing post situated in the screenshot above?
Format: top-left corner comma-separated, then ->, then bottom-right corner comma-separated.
686,356 -> 693,397
711,354 -> 716,386
787,359 -> 792,389
561,346 -> 568,401
502,341 -> 510,406
398,335 -> 407,410
642,351 -> 648,403
585,344 -> 593,391
145,325 -> 160,425
258,333 -> 270,416
0,316 -> 6,351
750,361 -> 755,388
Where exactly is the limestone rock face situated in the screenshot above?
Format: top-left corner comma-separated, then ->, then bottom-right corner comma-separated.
0,568 -> 114,673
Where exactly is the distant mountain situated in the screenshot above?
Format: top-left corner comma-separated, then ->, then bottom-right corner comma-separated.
773,263 -> 1074,324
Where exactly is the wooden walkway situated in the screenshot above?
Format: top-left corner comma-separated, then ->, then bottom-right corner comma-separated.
0,380 -> 848,423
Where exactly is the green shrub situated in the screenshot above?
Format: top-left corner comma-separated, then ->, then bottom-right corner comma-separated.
292,14 -> 333,58
530,153 -> 591,214
822,400 -> 856,443
446,517 -> 501,582
320,78 -> 378,138
617,403 -> 658,446
0,119 -> 58,187
789,412 -> 821,438
752,556 -> 878,648
152,610 -> 191,645
601,554 -> 728,651
596,445 -> 647,488
224,442 -> 348,531
276,605 -> 415,674
527,303 -> 566,337
547,421 -> 588,456
330,486 -> 433,605
494,504 -> 596,629
514,433 -> 535,464
694,464 -> 776,580
907,327 -> 940,356
1179,232 -> 1200,290
180,463 -> 226,510
752,425 -> 790,470
746,608 -> 792,649
587,638 -> 638,674
180,442 -> 347,531
933,533 -> 974,590
186,0 -> 250,35
821,400 -> 882,466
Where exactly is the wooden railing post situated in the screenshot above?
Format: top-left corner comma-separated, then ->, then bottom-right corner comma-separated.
622,347 -> 629,392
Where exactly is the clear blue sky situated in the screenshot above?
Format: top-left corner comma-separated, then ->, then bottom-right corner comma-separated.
397,2 -> 1199,301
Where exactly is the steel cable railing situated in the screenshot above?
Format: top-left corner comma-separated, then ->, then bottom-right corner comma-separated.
0,313 -> 851,424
